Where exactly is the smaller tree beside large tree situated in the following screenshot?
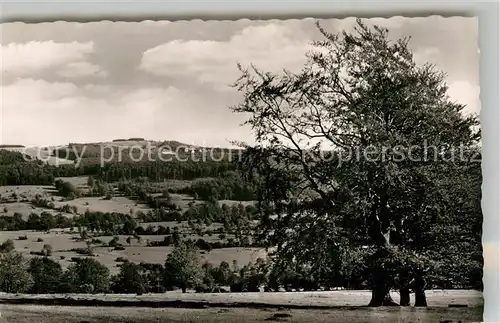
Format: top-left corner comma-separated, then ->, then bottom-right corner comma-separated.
164,242 -> 204,293
60,258 -> 110,293
111,262 -> 147,295
28,257 -> 64,293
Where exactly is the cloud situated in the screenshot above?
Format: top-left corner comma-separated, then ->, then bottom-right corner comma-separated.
329,16 -> 405,34
447,80 -> 481,115
413,47 -> 440,65
0,18 -> 479,147
139,23 -> 314,91
0,78 -> 249,146
1,41 -> 97,76
56,61 -> 108,78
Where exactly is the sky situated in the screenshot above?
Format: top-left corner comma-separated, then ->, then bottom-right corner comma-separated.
0,16 -> 480,148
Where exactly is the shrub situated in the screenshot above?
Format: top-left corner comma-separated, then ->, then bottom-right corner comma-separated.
108,236 -> 120,247
71,248 -> 94,256
115,257 -> 129,263
42,244 -> 53,256
0,239 -> 15,253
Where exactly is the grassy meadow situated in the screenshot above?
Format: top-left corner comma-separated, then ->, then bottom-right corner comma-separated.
0,290 -> 483,323
0,176 -> 266,274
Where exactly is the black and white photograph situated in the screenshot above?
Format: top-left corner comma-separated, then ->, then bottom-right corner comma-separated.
0,15 -> 483,323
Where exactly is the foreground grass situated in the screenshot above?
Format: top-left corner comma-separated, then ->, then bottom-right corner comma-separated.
0,290 -> 483,323
0,290 -> 483,307
0,305 -> 483,323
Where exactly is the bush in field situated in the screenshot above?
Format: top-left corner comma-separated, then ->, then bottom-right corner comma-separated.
54,179 -> 80,198
60,258 -> 110,293
211,261 -> 234,287
115,257 -> 128,263
42,244 -> 53,256
164,242 -> 204,293
196,262 -> 217,293
108,236 -> 120,247
28,257 -> 63,293
0,239 -> 15,253
0,251 -> 34,293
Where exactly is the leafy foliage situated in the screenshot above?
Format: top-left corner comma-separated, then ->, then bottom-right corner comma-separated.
28,257 -> 64,293
111,262 -> 147,294
60,258 -> 111,293
164,242 -> 204,292
0,251 -> 34,293
231,19 -> 481,305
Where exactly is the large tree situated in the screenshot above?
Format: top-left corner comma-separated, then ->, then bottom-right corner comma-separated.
231,19 -> 480,306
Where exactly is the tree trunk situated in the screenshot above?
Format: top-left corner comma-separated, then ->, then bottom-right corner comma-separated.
399,287 -> 410,306
367,229 -> 398,306
366,191 -> 398,307
414,275 -> 427,307
181,286 -> 187,293
399,270 -> 411,306
368,268 -> 398,307
368,285 -> 398,306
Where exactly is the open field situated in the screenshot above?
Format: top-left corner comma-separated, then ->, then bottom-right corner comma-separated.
0,176 -> 262,274
54,176 -> 90,189
0,185 -> 73,218
0,290 -> 483,323
167,193 -> 200,211
1,177 -> 255,216
0,185 -> 55,200
0,179 -> 153,216
0,305 -> 483,323
51,196 -> 152,215
0,229 -> 266,274
0,289 -> 483,307
0,195 -> 151,219
0,202 -> 74,219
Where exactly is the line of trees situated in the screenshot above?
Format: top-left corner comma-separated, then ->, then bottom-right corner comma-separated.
0,150 -> 245,186
0,242 -> 259,295
0,240 -> 481,297
176,171 -> 256,201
